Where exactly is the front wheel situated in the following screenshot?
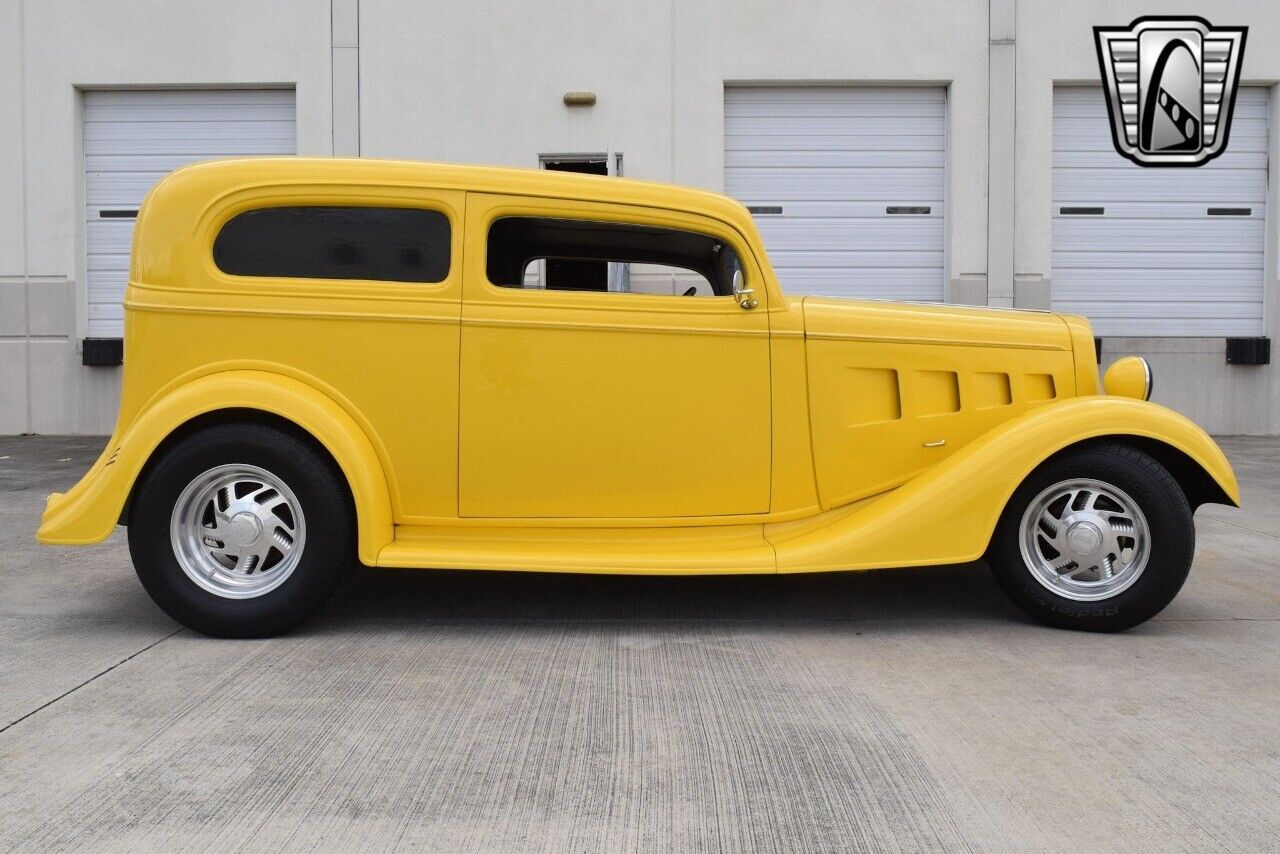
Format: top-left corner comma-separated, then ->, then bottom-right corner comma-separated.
128,422 -> 354,638
987,443 -> 1195,632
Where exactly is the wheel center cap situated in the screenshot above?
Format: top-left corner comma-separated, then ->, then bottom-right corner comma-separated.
227,512 -> 263,547
1066,520 -> 1104,555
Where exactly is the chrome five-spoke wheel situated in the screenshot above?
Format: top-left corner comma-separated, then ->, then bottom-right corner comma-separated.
170,463 -> 306,599
1019,478 -> 1150,602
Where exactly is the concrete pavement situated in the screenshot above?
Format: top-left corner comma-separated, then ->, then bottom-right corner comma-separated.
2,435 -> 1278,852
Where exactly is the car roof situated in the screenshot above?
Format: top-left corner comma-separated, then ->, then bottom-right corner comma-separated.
130,157 -> 763,291
150,156 -> 753,225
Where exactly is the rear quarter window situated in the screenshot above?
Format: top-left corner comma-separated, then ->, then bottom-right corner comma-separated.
213,205 -> 451,283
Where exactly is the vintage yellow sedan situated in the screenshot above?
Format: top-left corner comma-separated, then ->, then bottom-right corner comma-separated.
37,158 -> 1238,637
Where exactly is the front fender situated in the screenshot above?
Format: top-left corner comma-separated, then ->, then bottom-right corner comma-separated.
35,370 -> 394,565
768,396 -> 1239,573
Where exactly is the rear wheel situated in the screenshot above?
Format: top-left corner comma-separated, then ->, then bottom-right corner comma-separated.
987,443 -> 1194,632
129,422 -> 354,638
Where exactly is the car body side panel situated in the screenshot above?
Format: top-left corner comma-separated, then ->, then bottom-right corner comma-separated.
767,395 -> 1239,573
457,192 -> 773,519
35,370 -> 395,565
766,298 -> 821,517
1061,313 -> 1102,395
802,298 -> 1077,509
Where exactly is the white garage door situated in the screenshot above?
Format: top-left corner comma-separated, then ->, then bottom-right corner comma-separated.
84,89 -> 296,337
1052,86 -> 1268,336
724,86 -> 946,302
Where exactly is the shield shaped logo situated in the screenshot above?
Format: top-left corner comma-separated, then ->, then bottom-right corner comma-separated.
1094,16 -> 1247,166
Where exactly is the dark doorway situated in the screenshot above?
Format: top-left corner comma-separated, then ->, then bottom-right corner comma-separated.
541,158 -> 609,291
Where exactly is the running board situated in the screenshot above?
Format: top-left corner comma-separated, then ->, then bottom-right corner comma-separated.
376,523 -> 775,575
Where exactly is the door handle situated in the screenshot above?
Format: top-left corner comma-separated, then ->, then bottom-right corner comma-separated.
923,439 -> 947,448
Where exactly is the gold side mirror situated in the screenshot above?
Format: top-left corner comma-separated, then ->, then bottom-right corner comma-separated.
732,269 -> 758,310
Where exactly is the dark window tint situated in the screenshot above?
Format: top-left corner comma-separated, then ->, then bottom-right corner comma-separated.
214,206 -> 450,283
486,217 -> 739,296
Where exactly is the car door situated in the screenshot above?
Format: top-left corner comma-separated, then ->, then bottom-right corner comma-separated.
458,192 -> 771,519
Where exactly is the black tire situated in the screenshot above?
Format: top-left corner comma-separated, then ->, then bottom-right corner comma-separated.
986,442 -> 1195,632
128,422 -> 355,638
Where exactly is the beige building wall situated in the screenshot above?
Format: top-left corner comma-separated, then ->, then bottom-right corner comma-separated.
0,0 -> 332,434
1,0 -> 1278,433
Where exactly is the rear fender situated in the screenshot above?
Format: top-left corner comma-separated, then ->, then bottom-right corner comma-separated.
35,370 -> 394,565
768,396 -> 1238,572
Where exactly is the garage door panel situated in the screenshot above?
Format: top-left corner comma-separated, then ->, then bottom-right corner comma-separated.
84,102 -> 296,123
726,86 -> 946,302
1054,171 -> 1267,203
85,172 -> 182,201
1055,167 -> 1268,198
84,221 -> 136,252
1054,310 -> 1263,337
1053,218 -> 1265,251
1054,116 -> 1270,146
726,102 -> 947,119
726,116 -> 945,138
1055,301 -> 1262,318
1054,86 -> 1269,113
1053,250 -> 1262,270
725,166 -> 945,182
777,269 -> 945,300
767,250 -> 945,268
86,275 -> 129,321
730,174 -> 945,202
1054,268 -> 1262,301
84,119 -> 296,144
86,153 -> 278,172
83,138 -> 295,157
738,200 -> 942,218
86,255 -> 130,273
754,217 -> 943,247
83,88 -> 295,106
1052,85 -> 1266,337
87,304 -> 124,326
725,134 -> 946,152
725,149 -> 944,169
727,86 -> 945,104
1059,317 -> 1259,338
1053,149 -> 1268,170
1053,202 -> 1264,220
84,89 -> 296,338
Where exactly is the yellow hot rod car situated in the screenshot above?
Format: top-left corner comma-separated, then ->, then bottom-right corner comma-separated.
38,158 -> 1238,637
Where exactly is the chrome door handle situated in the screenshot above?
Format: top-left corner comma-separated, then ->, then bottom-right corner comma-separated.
923,439 -> 947,448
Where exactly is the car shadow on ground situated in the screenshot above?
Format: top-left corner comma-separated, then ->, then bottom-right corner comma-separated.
310,561 -> 1022,631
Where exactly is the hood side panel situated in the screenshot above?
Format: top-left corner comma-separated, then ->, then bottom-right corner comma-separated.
802,298 -> 1078,509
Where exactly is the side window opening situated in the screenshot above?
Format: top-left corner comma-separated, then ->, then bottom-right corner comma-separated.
213,205 -> 451,283
486,217 -> 740,297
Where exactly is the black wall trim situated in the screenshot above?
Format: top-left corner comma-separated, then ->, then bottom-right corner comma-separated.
82,338 -> 123,367
1226,337 -> 1270,365
1060,206 -> 1105,216
746,205 -> 783,215
1207,207 -> 1252,216
98,209 -> 139,219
